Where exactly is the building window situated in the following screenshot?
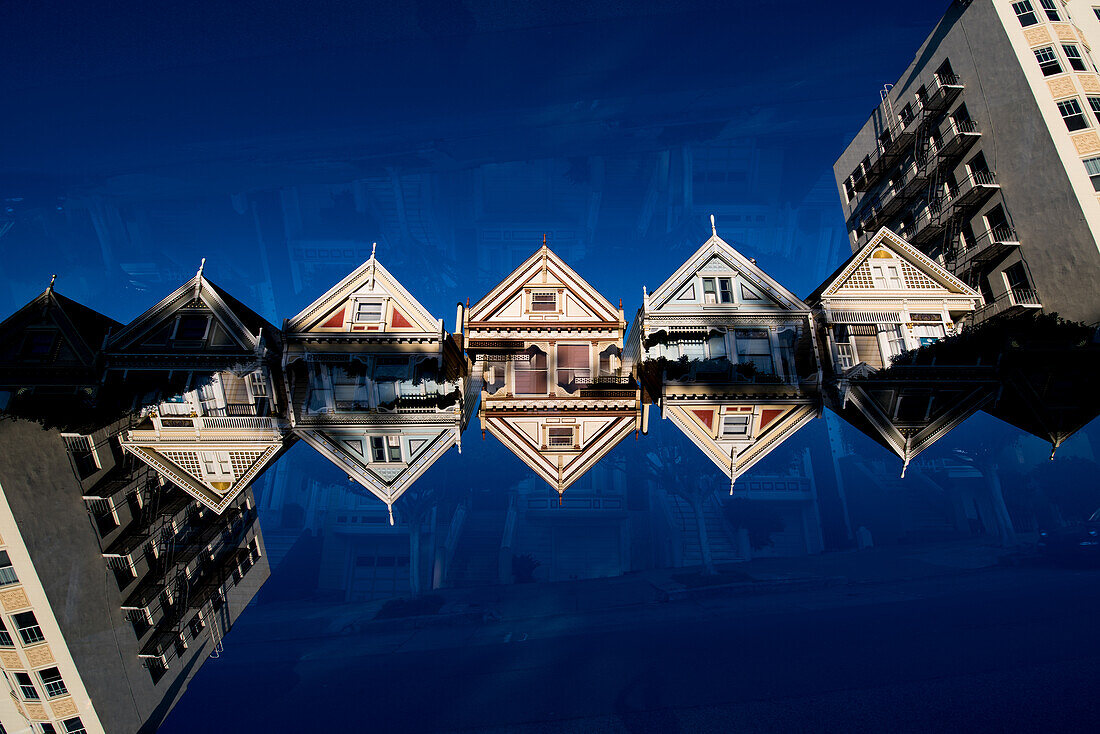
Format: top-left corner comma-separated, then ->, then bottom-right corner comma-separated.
1004,262 -> 1033,296
13,672 -> 39,700
0,551 -> 17,586
701,278 -> 718,304
14,612 -> 44,645
1013,1 -> 1038,26
40,725 -> 56,734
354,300 -> 383,322
0,618 -> 14,647
556,344 -> 591,387
188,614 -> 205,638
369,436 -> 402,463
871,263 -> 904,289
62,718 -> 88,734
721,414 -> 751,437
1063,44 -> 1088,71
1095,7 -> 1100,21
174,314 -> 210,341
734,329 -> 774,374
1088,97 -> 1100,126
1084,156 -> 1100,191
61,434 -> 100,479
1058,98 -> 1090,130
1040,0 -> 1061,21
514,349 -> 548,394
38,667 -> 67,698
1034,46 -> 1063,75
529,292 -> 557,312
717,278 -> 734,303
547,427 -> 573,448
20,331 -> 58,360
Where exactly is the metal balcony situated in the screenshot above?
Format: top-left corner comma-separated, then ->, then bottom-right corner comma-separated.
908,200 -> 948,246
951,226 -> 1020,275
944,170 -> 999,214
968,287 -> 1042,325
932,119 -> 980,162
922,73 -> 964,114
877,161 -> 929,220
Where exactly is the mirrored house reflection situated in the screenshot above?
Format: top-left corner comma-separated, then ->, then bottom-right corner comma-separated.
628,224 -> 822,487
102,263 -> 292,513
467,242 -> 641,501
0,279 -> 270,734
283,252 -> 475,524
807,228 -> 997,476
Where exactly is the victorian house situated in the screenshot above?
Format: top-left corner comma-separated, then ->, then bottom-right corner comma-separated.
625,221 -> 822,489
282,249 -> 473,524
104,261 -> 290,513
466,240 -> 640,501
805,227 -> 995,475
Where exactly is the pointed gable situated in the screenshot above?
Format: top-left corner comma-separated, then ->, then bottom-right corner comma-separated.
839,374 -> 998,470
647,233 -> 809,315
482,411 -> 637,493
286,256 -> 440,336
122,441 -> 285,513
295,426 -> 457,507
810,228 -> 979,302
665,400 -> 817,481
0,288 -> 119,370
468,245 -> 621,327
107,269 -> 271,355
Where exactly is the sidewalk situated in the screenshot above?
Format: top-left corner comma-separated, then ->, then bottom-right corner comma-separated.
232,537 -> 1029,644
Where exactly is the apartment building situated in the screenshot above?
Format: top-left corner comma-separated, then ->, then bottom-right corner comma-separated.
0,284 -> 269,734
835,0 -> 1100,326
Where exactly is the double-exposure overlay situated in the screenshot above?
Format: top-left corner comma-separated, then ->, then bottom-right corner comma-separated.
2,1 -> 1100,732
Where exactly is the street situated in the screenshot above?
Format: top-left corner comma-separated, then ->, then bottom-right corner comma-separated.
160,564 -> 1100,732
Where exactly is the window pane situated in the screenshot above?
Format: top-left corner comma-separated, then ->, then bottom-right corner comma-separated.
1013,1 -> 1038,26
718,278 -> 734,303
530,292 -> 556,311
14,611 -> 44,645
0,550 -> 16,586
355,301 -> 383,322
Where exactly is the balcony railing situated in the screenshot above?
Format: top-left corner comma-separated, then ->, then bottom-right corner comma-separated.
922,72 -> 964,114
951,225 -> 1019,274
931,119 -> 980,162
944,170 -> 999,212
968,287 -> 1042,326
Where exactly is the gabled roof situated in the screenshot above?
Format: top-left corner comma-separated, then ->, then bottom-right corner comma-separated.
121,439 -> 287,513
107,264 -> 276,353
468,244 -> 621,326
836,372 -> 998,474
286,253 -> 441,336
296,425 -> 459,517
664,400 -> 817,486
646,229 -> 809,314
481,410 -> 637,494
806,227 -> 980,305
0,285 -> 120,368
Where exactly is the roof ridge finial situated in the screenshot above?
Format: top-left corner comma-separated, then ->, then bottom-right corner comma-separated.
542,233 -> 548,248
369,242 -> 377,288
710,214 -> 717,237
195,258 -> 206,299
47,274 -> 57,295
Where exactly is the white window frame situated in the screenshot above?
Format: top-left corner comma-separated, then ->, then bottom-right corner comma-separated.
528,291 -> 558,313
1034,46 -> 1063,76
170,314 -> 212,341
353,300 -> 384,323
37,667 -> 67,699
720,414 -> 751,438
1063,44 -> 1087,72
546,426 -> 575,448
1013,1 -> 1038,26
1058,97 -> 1090,131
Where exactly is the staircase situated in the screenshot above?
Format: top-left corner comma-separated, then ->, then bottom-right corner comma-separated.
664,492 -> 742,566
447,511 -> 504,587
